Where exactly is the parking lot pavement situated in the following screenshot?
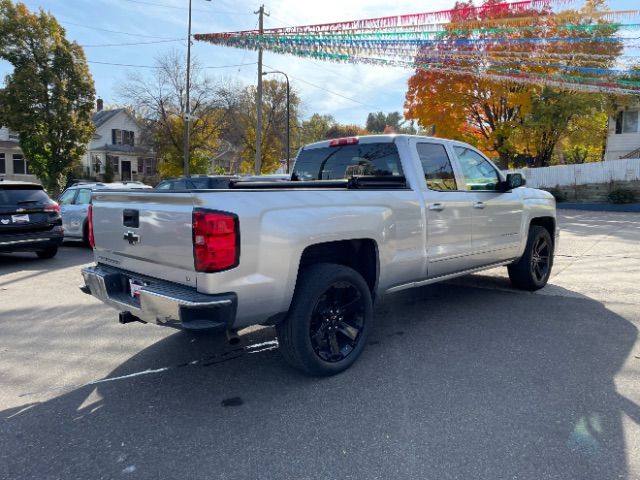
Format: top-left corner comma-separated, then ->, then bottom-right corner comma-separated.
1,212 -> 639,480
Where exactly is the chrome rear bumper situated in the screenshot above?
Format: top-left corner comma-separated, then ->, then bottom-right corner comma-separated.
81,264 -> 237,331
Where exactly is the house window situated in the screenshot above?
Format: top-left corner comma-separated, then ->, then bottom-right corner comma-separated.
0,153 -> 5,173
8,132 -> 19,141
615,111 -> 639,134
12,154 -> 29,174
112,129 -> 135,146
145,158 -> 154,175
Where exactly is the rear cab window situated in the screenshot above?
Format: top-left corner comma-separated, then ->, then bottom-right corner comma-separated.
293,142 -> 403,181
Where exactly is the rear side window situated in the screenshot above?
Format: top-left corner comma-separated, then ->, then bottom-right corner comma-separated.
0,187 -> 50,205
417,143 -> 457,191
293,143 -> 403,181
156,181 -> 172,190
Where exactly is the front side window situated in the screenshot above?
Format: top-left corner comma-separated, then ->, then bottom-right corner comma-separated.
74,189 -> 91,205
453,147 -> 500,191
417,143 -> 457,191
58,189 -> 76,205
293,143 -> 403,181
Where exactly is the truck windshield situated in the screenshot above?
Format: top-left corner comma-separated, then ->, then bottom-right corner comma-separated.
293,143 -> 403,181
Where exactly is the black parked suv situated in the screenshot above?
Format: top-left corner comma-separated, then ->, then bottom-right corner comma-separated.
0,180 -> 63,259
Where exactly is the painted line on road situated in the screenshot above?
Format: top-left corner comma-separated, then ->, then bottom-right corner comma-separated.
18,338 -> 280,398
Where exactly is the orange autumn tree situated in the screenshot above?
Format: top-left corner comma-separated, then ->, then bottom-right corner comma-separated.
405,0 -> 623,167
405,0 -> 548,167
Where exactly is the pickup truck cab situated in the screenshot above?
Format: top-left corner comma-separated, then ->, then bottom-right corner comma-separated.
82,135 -> 558,376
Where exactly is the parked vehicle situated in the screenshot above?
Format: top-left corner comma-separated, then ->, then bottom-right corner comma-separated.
0,180 -> 63,258
155,176 -> 239,190
81,135 -> 559,376
59,181 -> 151,244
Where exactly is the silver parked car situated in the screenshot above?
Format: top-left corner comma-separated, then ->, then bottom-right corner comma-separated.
59,181 -> 151,244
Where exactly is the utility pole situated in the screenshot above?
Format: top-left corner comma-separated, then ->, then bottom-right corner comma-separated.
254,4 -> 268,175
183,0 -> 193,177
184,0 -> 211,177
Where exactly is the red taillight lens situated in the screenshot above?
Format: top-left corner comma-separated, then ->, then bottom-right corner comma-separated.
44,202 -> 60,214
329,137 -> 359,147
192,209 -> 239,272
88,204 -> 95,249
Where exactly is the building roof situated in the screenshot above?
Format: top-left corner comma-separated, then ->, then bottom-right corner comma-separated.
0,140 -> 21,150
92,108 -> 126,128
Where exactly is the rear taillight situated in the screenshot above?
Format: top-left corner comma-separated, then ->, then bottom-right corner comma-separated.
192,209 -> 239,272
44,202 -> 60,214
88,204 -> 95,249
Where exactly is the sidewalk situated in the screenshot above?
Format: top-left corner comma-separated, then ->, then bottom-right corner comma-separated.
557,202 -> 640,213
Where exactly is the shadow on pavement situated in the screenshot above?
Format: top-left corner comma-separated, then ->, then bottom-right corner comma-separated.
0,246 -> 92,287
1,282 -> 638,479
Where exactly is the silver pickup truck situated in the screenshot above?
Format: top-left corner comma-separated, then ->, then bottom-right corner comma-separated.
82,134 -> 558,376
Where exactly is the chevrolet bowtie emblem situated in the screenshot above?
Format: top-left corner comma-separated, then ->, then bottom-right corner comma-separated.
123,231 -> 140,245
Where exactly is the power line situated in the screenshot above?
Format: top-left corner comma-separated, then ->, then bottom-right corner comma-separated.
264,63 -> 382,110
81,38 -> 184,47
116,0 -> 253,15
87,59 -> 256,69
61,20 -> 176,40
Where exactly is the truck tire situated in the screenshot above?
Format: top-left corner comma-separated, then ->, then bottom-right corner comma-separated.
508,225 -> 553,291
36,246 -> 58,259
276,263 -> 373,376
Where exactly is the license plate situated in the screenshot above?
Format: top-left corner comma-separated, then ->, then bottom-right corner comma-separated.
129,279 -> 146,298
11,214 -> 29,223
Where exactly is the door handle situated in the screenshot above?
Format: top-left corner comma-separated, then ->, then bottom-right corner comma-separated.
474,202 -> 485,209
429,203 -> 444,211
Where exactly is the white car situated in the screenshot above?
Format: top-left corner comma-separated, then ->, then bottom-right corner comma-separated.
58,181 -> 151,244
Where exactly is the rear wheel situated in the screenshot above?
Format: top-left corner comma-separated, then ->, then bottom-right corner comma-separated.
276,263 -> 372,376
36,246 -> 58,259
508,225 -> 553,291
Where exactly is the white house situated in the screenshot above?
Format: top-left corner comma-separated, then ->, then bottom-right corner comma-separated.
84,99 -> 157,182
604,102 -> 640,161
0,99 -> 158,184
0,126 -> 33,181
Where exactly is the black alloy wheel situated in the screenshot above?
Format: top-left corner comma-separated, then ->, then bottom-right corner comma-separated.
276,263 -> 373,376
530,235 -> 551,283
309,281 -> 365,363
508,225 -> 554,291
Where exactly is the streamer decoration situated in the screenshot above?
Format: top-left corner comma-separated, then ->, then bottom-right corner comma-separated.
194,0 -> 640,95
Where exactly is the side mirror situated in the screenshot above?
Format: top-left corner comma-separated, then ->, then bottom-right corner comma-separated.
504,173 -> 525,190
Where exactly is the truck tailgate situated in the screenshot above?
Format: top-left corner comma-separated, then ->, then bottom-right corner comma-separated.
91,191 -> 197,288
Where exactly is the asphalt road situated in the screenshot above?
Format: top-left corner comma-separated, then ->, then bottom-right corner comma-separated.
1,211 -> 639,480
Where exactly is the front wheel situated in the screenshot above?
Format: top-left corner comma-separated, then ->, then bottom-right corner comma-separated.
36,246 -> 58,259
276,263 -> 373,376
508,225 -> 553,291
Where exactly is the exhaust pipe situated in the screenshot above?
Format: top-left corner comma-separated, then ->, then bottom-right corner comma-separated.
225,329 -> 241,346
119,311 -> 145,324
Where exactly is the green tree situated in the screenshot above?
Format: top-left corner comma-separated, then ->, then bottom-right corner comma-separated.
0,0 -> 96,194
297,113 -> 335,148
218,79 -> 301,174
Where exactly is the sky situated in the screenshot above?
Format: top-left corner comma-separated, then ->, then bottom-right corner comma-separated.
0,0 -> 638,126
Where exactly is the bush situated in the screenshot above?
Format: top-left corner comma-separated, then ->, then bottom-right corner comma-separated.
545,187 -> 567,203
607,189 -> 636,204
